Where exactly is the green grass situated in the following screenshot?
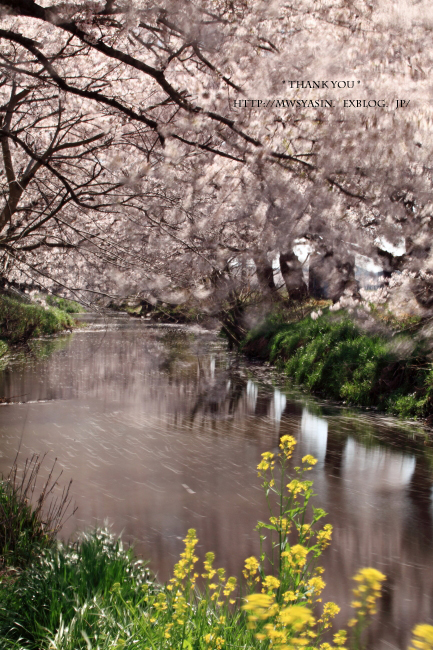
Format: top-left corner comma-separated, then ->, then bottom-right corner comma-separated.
0,294 -> 75,345
45,295 -> 84,314
243,310 -> 433,420
0,530 -> 153,649
0,456 -> 74,570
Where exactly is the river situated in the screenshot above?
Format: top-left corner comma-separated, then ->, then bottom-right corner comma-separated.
0,314 -> 432,649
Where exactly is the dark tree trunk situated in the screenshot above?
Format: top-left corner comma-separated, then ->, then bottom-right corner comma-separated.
253,254 -> 276,293
279,251 -> 308,300
309,249 -> 360,302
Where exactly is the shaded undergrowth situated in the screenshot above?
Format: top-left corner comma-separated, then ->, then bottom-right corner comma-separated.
242,310 -> 433,420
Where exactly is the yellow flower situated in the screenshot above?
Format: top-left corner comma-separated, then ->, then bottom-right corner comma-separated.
409,624 -> 433,650
316,524 -> 333,550
257,452 -> 275,475
243,556 -> 260,584
351,567 -> 386,619
278,605 -> 314,631
279,435 -> 297,460
223,576 -> 237,597
319,602 -> 340,629
334,630 -> 348,647
282,544 -> 309,570
308,576 -> 326,598
242,593 -> 278,626
203,551 -> 216,580
302,454 -> 318,466
283,590 -> 297,603
217,567 -> 226,581
287,479 -> 312,497
262,575 -> 281,593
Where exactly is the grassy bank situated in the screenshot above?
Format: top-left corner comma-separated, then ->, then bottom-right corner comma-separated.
0,294 -> 76,351
1,444 -> 431,650
242,310 -> 433,421
45,294 -> 84,314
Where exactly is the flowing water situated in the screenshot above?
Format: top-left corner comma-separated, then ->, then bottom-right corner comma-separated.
1,314 -> 432,649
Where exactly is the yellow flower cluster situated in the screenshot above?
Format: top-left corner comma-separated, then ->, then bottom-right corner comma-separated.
319,602 -> 341,629
170,528 -> 199,590
282,544 -> 309,571
262,575 -> 281,594
257,451 -> 275,477
269,516 -> 291,534
316,524 -> 333,551
302,454 -> 318,467
243,555 -> 260,588
202,551 -> 216,580
307,576 -> 326,602
279,434 -> 297,460
287,479 -> 313,497
130,438 -> 433,650
243,595 -> 318,649
348,567 -> 386,625
409,624 -> 433,650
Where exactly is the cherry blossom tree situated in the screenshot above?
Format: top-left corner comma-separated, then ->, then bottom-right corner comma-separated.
0,0 -> 432,310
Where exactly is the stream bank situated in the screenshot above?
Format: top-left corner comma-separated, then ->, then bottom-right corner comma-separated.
240,306 -> 433,423
0,291 -> 82,361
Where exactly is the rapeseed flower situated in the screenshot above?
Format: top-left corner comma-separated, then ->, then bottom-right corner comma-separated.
202,551 -> 216,580
333,629 -> 348,647
302,454 -> 318,467
262,575 -> 281,594
278,604 -> 314,630
287,479 -> 313,497
257,451 -> 275,475
242,593 -> 278,626
409,624 -> 433,650
351,567 -> 386,617
282,544 -> 309,570
316,524 -> 333,551
279,434 -> 297,460
319,602 -> 340,628
243,555 -> 260,587
223,576 -> 237,597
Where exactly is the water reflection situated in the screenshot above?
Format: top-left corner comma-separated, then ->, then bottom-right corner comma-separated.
0,315 -> 432,649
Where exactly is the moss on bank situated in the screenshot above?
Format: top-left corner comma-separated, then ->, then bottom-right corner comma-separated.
242,310 -> 433,420
0,294 -> 76,348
